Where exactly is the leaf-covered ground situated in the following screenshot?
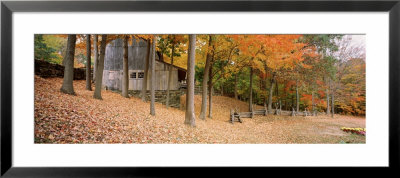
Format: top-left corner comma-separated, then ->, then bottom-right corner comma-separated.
34,76 -> 366,144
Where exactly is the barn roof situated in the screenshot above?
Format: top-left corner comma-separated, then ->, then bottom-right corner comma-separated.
156,59 -> 187,72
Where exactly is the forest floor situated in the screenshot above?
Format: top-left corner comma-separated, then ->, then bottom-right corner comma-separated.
35,75 -> 366,144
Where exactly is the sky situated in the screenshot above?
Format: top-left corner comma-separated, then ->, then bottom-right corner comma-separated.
347,34 -> 366,48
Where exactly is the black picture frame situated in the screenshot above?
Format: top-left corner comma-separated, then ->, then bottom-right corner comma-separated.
1,0 -> 399,177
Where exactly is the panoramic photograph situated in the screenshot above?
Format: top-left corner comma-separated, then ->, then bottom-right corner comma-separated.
34,34 -> 366,144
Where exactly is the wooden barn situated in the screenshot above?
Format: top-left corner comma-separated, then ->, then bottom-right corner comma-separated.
102,38 -> 187,91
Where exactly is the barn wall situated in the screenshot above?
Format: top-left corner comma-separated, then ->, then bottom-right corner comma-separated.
102,38 -> 182,91
102,61 -> 180,91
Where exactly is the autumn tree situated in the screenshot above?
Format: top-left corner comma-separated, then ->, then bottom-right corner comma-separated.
85,34 -> 92,91
150,35 -> 156,116
184,34 -> 196,126
122,35 -> 129,98
93,34 -> 107,100
60,34 -> 77,95
141,39 -> 151,101
93,35 -> 98,83
199,35 -> 213,120
301,35 -> 342,116
160,35 -> 185,109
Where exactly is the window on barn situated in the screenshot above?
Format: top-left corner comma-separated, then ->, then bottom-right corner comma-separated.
138,72 -> 144,79
130,72 -> 137,79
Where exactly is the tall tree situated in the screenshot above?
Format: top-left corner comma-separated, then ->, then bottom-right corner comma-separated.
249,67 -> 254,112
185,34 -> 196,126
60,34 -> 77,95
208,64 -> 213,119
93,34 -> 107,100
234,73 -> 239,100
122,35 -> 129,98
141,39 -> 151,101
166,36 -> 175,108
268,73 -> 276,112
199,35 -> 213,120
93,35 -> 98,83
150,36 -> 156,116
85,34 -> 92,91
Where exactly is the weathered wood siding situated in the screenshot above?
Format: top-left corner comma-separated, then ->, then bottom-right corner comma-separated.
102,38 -> 181,91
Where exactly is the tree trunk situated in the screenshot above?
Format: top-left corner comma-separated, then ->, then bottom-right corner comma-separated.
141,40 -> 151,101
312,90 -> 315,116
296,80 -> 299,112
234,73 -> 238,100
331,81 -> 335,118
184,34 -> 196,127
326,78 -> 330,115
208,64 -> 213,119
93,34 -> 107,99
166,40 -> 176,109
268,76 -> 275,112
249,67 -> 253,112
60,34 -> 77,95
200,35 -> 213,120
122,36 -> 129,98
220,67 -> 224,96
93,35 -> 98,83
85,34 -> 92,91
150,36 -> 156,116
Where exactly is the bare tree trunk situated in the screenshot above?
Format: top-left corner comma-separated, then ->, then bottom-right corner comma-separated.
122,36 -> 129,98
184,34 -> 196,127
150,36 -> 156,116
249,67 -> 253,112
296,80 -> 299,112
312,90 -> 315,116
220,67 -> 224,96
200,35 -> 213,120
141,40 -> 151,101
268,76 -> 275,112
166,40 -> 176,109
93,35 -> 98,83
234,73 -> 238,100
122,36 -> 130,96
93,34 -> 107,100
331,81 -> 335,118
85,34 -> 92,91
208,66 -> 213,119
60,34 -> 77,95
326,78 -> 330,115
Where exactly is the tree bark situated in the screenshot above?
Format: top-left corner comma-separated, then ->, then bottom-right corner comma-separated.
166,39 -> 176,109
326,78 -> 330,115
93,34 -> 107,100
296,80 -> 299,112
85,34 -> 92,91
141,40 -> 151,101
199,35 -> 213,120
60,34 -> 77,95
331,81 -> 335,118
312,90 -> 315,116
220,67 -> 224,96
150,36 -> 156,116
249,67 -> 254,112
122,36 -> 129,98
184,34 -> 196,127
268,75 -> 275,112
93,35 -> 98,83
234,73 -> 238,100
208,66 -> 213,119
